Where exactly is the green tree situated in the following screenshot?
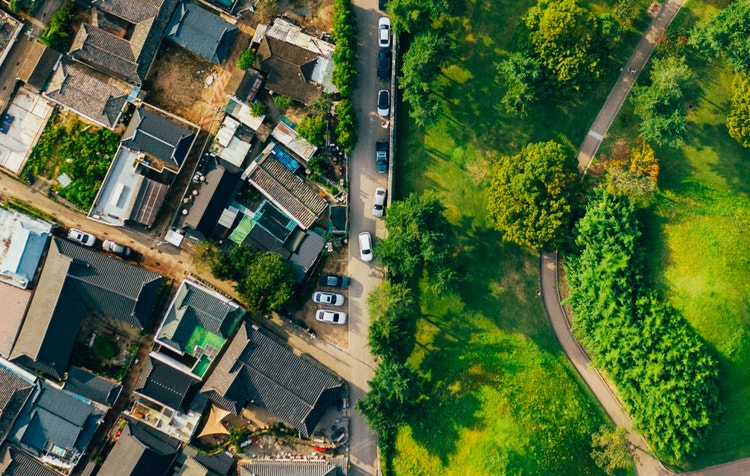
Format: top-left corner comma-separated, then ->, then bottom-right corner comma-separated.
523,0 -> 605,89
486,141 -> 578,250
727,73 -> 750,147
92,335 -> 119,360
591,425 -> 634,474
39,1 -> 74,52
497,53 -> 542,116
254,0 -> 278,23
399,31 -> 453,126
297,115 -> 327,146
273,95 -> 294,110
236,49 -> 256,70
236,251 -> 295,315
367,282 -> 416,362
376,192 -> 456,279
356,360 -> 422,432
335,99 -> 357,152
632,56 -> 694,147
249,101 -> 268,117
9,0 -> 33,14
690,0 -> 750,73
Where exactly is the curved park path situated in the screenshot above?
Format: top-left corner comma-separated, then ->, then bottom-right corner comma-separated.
545,0 -> 750,474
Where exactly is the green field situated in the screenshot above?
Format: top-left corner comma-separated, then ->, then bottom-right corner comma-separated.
390,0 -> 654,473
598,1 -> 750,470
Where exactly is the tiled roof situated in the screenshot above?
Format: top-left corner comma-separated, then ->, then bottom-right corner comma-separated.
121,108 -> 195,169
0,444 -> 65,476
199,323 -> 342,437
165,1 -> 238,64
10,238 -> 163,379
157,280 -> 244,354
130,178 -> 169,226
24,46 -> 61,92
256,37 -> 322,105
287,228 -> 325,283
69,0 -> 179,86
183,159 -> 242,237
246,153 -> 326,230
97,422 -> 180,476
135,357 -> 201,411
180,446 -> 234,476
10,381 -> 103,462
0,371 -> 32,447
238,456 -> 348,476
64,367 -> 122,407
43,60 -> 127,130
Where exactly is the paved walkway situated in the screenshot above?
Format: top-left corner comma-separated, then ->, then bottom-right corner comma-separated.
576,0 -> 686,174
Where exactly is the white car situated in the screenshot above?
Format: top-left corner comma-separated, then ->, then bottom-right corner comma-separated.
377,90 -> 390,118
102,240 -> 131,257
67,228 -> 96,247
372,187 -> 387,217
313,291 -> 345,306
316,309 -> 347,325
378,17 -> 391,48
359,232 -> 373,262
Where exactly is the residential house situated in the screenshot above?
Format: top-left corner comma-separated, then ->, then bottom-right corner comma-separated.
253,19 -> 337,105
0,362 -> 34,447
43,59 -> 130,130
0,444 -> 64,476
243,146 -> 327,230
270,121 -> 317,162
88,106 -> 197,227
166,1 -> 238,64
0,208 -> 53,290
0,284 -> 31,359
63,367 -> 122,408
21,45 -> 61,93
211,116 -> 253,168
198,0 -> 239,14
128,355 -> 202,442
154,279 -> 244,379
0,88 -> 55,175
10,237 -> 163,380
174,446 -> 234,476
0,11 -> 22,72
69,0 -> 181,87
9,378 -> 104,471
195,323 -> 343,438
237,456 -> 349,476
96,421 -> 181,476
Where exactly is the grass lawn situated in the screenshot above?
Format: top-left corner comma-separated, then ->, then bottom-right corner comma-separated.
390,0 -> 654,473
597,0 -> 750,470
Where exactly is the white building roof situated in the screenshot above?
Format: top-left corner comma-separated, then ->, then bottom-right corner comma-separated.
0,89 -> 54,175
0,207 -> 53,289
271,122 -> 317,162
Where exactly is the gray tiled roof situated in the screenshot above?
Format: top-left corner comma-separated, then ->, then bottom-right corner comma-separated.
122,108 -> 195,169
180,446 -> 233,476
0,444 -> 65,476
0,371 -> 32,447
10,238 -> 163,380
134,357 -> 201,411
238,456 -> 347,476
247,153 -> 326,230
256,37 -> 322,105
183,159 -> 242,237
287,228 -> 325,283
64,367 -> 122,407
157,280 -> 244,354
69,0 -> 180,86
97,422 -> 180,476
199,323 -> 342,437
165,1 -> 238,64
43,59 -> 127,130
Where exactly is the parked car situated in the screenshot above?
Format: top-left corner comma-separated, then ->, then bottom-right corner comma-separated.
318,274 -> 351,288
376,141 -> 388,174
67,228 -> 96,247
102,240 -> 131,257
313,291 -> 345,306
377,89 -> 390,117
378,49 -> 392,82
316,309 -> 347,325
379,0 -> 387,11
359,232 -> 373,262
372,187 -> 387,218
378,17 -> 391,48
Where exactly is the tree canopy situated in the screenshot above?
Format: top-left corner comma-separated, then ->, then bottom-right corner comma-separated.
367,281 -> 416,362
727,73 -> 750,147
486,140 -> 578,250
632,56 -> 694,147
497,53 -> 542,116
690,0 -> 750,73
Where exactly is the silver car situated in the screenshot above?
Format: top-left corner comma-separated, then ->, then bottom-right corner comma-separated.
102,240 -> 131,256
372,187 -> 387,217
316,309 -> 347,325
67,228 -> 96,247
312,291 -> 345,306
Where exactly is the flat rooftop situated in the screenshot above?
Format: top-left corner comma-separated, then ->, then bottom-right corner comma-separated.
0,89 -> 54,175
88,146 -> 144,226
0,283 -> 32,358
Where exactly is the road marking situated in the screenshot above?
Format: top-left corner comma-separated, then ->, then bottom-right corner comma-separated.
587,130 -> 604,141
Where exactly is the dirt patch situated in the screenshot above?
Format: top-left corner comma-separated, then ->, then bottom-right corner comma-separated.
276,0 -> 334,32
143,41 -> 222,124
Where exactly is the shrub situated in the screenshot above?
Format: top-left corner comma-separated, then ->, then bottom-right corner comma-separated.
92,335 -> 119,360
40,0 -> 75,52
335,99 -> 357,152
297,115 -> 327,146
9,0 -> 33,14
236,49 -> 256,70
273,95 -> 294,110
249,101 -> 268,117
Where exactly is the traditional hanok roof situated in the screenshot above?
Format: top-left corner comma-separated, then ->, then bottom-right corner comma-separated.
165,1 -> 238,64
197,323 -> 342,438
255,36 -> 322,105
64,367 -> 122,407
237,456 -> 348,476
134,357 -> 201,411
121,107 -> 195,170
96,422 -> 181,476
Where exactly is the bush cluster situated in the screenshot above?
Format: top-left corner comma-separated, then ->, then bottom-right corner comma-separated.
331,0 -> 358,97
565,190 -> 719,461
40,0 -> 75,52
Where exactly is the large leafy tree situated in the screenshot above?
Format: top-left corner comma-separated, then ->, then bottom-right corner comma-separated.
356,360 -> 422,432
590,425 -> 633,475
632,56 -> 694,147
486,140 -> 578,250
367,282 -> 416,362
523,0 -> 605,89
690,0 -> 750,73
376,192 -> 456,279
497,53 -> 542,116
727,73 -> 750,147
236,251 -> 295,315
